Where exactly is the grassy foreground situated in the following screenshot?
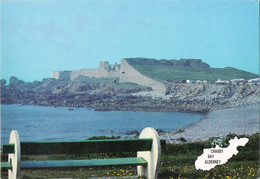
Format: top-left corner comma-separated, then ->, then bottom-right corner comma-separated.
1,134 -> 259,178
159,133 -> 259,178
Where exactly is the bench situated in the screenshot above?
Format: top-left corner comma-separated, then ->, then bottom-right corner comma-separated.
1,127 -> 166,179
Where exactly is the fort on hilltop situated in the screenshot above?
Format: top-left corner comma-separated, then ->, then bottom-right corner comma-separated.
53,58 -> 173,93
53,61 -> 121,81
53,58 -> 258,94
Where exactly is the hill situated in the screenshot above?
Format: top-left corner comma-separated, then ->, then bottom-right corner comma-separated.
126,58 -> 258,82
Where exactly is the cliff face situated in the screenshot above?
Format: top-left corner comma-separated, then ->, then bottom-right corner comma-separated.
1,77 -> 259,113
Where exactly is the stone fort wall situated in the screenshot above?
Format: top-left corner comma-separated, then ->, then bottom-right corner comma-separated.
53,61 -> 121,80
53,71 -> 71,80
53,59 -> 166,93
119,58 -> 166,93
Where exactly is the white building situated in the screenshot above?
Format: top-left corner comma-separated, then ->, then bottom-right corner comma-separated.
248,78 -> 259,85
215,79 -> 229,84
231,79 -> 246,85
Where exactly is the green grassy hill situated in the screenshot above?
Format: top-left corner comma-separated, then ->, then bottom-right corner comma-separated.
126,58 -> 258,82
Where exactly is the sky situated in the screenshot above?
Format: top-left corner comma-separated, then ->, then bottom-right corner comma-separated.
1,0 -> 259,82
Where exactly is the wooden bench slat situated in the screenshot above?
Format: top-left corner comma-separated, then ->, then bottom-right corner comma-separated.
2,140 -> 166,155
21,139 -> 153,155
1,162 -> 12,170
2,144 -> 15,154
20,157 -> 147,169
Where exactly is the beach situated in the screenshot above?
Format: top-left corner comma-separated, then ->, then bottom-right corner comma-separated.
160,103 -> 259,143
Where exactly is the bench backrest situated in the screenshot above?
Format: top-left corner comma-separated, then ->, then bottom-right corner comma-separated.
3,138 -> 156,155
3,139 -> 166,155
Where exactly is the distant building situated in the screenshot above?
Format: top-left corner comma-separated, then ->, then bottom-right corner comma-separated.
186,80 -> 195,84
53,59 -> 166,93
53,61 -> 121,81
215,79 -> 229,85
195,80 -> 203,84
248,78 -> 259,85
181,79 -> 187,83
231,79 -> 246,85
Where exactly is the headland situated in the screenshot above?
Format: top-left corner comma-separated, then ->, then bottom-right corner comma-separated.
1,58 -> 259,114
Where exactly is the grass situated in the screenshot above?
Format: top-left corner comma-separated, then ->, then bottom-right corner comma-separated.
131,65 -> 258,82
74,76 -> 150,89
12,167 -> 139,179
74,76 -> 120,83
1,134 -> 259,178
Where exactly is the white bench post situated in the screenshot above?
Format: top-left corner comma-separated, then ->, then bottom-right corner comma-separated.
8,130 -> 21,179
137,127 -> 161,179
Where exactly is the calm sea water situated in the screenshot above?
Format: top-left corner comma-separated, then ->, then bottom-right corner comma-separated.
1,104 -> 202,144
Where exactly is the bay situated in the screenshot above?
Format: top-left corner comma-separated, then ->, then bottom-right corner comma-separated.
1,104 -> 202,144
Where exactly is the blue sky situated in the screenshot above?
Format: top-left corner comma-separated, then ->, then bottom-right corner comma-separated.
1,0 -> 259,82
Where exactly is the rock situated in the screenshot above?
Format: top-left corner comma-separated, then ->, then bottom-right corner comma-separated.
156,129 -> 166,135
1,79 -> 6,86
178,137 -> 187,143
125,130 -> 139,136
0,77 -> 259,113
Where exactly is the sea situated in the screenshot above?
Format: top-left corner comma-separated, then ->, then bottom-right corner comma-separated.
1,104 -> 202,144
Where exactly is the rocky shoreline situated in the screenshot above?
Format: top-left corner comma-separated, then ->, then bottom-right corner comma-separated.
160,103 -> 259,144
1,77 -> 259,114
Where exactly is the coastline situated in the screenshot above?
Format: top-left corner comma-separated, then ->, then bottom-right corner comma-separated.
2,103 -> 259,146
2,77 -> 259,115
160,103 -> 259,143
